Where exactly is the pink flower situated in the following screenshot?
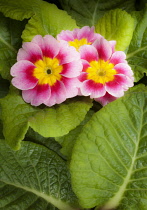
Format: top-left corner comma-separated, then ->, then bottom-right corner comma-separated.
57,26 -> 101,51
11,35 -> 82,106
78,37 -> 134,106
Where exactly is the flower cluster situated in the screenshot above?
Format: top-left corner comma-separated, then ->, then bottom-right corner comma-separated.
11,26 -> 134,107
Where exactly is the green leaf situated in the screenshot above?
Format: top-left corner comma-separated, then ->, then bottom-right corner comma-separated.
21,1 -> 78,42
70,91 -> 147,209
0,140 -> 79,210
56,110 -> 94,160
0,92 -> 92,150
58,0 -> 136,27
29,97 -> 93,138
0,93 -> 39,150
0,75 -> 9,99
25,127 -> 65,159
126,6 -> 147,82
95,9 -> 135,51
0,0 -> 42,20
0,12 -> 26,80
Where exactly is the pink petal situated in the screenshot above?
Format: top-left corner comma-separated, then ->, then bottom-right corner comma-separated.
105,80 -> 124,97
114,74 -> 134,88
17,42 -> 43,63
45,80 -> 67,106
80,80 -> 106,98
78,72 -> 88,82
56,42 -> 80,65
42,35 -> 60,58
95,92 -> 118,106
11,61 -> 38,90
57,30 -> 75,41
77,26 -> 95,42
32,35 -> 46,52
61,77 -> 81,98
11,60 -> 35,76
109,40 -> 116,53
114,63 -> 134,77
61,59 -> 82,78
79,45 -> 98,63
93,37 -> 112,61
22,84 -> 51,106
81,60 -> 90,72
110,51 -> 127,65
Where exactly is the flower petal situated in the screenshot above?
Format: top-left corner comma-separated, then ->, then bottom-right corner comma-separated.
22,84 -> 51,106
93,37 -> 112,61
57,42 -> 80,65
11,60 -> 38,90
57,30 -> 75,41
42,35 -> 60,58
79,45 -> 98,63
77,26 -> 94,41
82,59 -> 90,72
62,77 -> 81,98
61,59 -> 82,78
78,72 -> 88,82
45,80 -> 67,106
32,35 -> 46,52
110,51 -> 127,65
114,74 -> 134,88
109,40 -> 116,53
17,42 -> 43,63
114,63 -> 134,77
80,80 -> 106,98
95,92 -> 118,106
105,80 -> 124,97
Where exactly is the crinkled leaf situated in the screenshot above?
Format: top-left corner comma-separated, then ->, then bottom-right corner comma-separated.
126,6 -> 147,82
29,97 -> 93,138
22,1 -> 78,42
0,13 -> 26,80
0,93 -> 39,150
25,127 -> 65,159
56,110 -> 94,160
95,9 -> 134,51
70,91 -> 147,209
0,0 -> 42,20
0,140 -> 79,210
58,0 -> 136,27
0,93 -> 92,150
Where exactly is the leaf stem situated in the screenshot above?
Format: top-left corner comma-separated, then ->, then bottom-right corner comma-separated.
126,45 -> 147,59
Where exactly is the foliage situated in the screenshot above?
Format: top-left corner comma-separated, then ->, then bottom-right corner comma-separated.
0,0 -> 147,209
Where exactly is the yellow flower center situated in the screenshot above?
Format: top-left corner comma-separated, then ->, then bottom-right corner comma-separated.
33,57 -> 63,86
86,60 -> 117,84
68,38 -> 91,50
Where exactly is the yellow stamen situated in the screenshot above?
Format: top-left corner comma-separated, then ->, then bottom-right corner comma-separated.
86,60 -> 117,84
68,38 -> 91,51
33,57 -> 63,86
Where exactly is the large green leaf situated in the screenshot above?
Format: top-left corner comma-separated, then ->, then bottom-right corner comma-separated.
0,93 -> 39,150
29,97 -> 92,138
70,91 -> 147,209
56,110 -> 94,160
21,1 -> 78,42
0,93 -> 92,150
25,127 -> 65,159
0,0 -> 42,20
0,13 -> 26,80
58,0 -> 136,27
126,6 -> 147,82
0,140 -> 79,210
95,9 -> 134,51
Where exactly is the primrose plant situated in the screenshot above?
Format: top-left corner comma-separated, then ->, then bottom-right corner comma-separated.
0,0 -> 147,210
